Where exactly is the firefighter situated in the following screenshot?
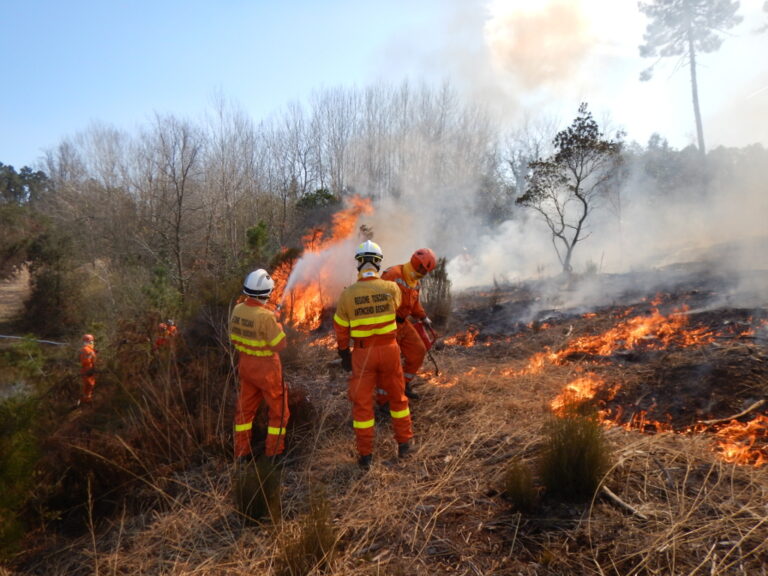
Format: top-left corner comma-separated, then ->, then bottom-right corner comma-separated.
154,319 -> 178,351
229,269 -> 289,464
381,248 -> 437,400
78,334 -> 97,406
334,240 -> 414,469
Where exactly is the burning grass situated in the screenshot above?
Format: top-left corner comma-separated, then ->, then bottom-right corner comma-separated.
5,282 -> 768,575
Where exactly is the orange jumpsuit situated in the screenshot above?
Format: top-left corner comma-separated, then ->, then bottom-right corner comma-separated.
155,323 -> 178,350
79,343 -> 97,403
229,298 -> 288,458
334,270 -> 413,457
381,262 -> 429,389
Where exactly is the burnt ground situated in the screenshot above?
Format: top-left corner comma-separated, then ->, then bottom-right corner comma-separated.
444,264 -> 768,449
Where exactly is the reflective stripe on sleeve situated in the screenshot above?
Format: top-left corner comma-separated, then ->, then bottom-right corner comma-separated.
267,426 -> 287,436
333,313 -> 350,327
235,422 -> 253,432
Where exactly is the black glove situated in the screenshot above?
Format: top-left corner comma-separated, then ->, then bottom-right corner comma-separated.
338,348 -> 352,372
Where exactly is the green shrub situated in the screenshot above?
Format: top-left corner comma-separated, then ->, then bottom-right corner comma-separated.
537,408 -> 611,501
0,394 -> 41,557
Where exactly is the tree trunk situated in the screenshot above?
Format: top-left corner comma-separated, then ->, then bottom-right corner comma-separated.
687,25 -> 706,156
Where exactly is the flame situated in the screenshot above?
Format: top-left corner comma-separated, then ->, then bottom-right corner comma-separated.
552,305 -> 713,362
713,414 -> 768,467
272,196 -> 373,330
550,374 -> 605,415
444,326 -> 479,347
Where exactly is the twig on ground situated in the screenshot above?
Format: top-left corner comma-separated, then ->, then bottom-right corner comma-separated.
697,399 -> 765,427
601,486 -> 649,521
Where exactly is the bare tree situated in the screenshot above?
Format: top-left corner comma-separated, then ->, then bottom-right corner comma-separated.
638,0 -> 742,155
516,104 -> 623,275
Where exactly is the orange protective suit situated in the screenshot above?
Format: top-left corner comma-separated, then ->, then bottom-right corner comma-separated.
381,261 -> 429,387
229,298 -> 288,458
334,270 -> 413,457
79,342 -> 97,403
154,322 -> 178,350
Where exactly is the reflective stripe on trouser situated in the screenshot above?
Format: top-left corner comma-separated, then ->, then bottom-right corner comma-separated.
81,375 -> 96,402
376,320 -> 427,405
348,340 -> 413,456
234,354 -> 289,457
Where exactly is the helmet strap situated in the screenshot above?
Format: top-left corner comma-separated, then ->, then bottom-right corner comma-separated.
357,260 -> 380,273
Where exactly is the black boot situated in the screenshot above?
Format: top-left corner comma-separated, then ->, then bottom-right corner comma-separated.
358,454 -> 373,469
398,442 -> 412,459
405,382 -> 420,400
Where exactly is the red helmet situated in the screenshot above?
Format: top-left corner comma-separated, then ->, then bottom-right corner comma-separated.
410,248 -> 437,275
82,334 -> 95,343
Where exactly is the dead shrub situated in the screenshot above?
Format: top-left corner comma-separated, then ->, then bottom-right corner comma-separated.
277,485 -> 337,576
537,407 -> 611,501
501,459 -> 539,512
420,256 -> 452,326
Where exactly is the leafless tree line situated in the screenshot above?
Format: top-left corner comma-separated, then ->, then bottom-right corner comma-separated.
38,82 -> 504,298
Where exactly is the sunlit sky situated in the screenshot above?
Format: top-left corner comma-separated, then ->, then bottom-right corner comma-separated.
2,0 -> 766,170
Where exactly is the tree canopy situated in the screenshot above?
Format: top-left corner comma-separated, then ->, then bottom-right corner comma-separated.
516,104 -> 623,274
638,0 -> 742,155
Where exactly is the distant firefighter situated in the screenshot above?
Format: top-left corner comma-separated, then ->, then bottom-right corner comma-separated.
229,269 -> 289,464
154,319 -> 178,350
78,334 -> 97,406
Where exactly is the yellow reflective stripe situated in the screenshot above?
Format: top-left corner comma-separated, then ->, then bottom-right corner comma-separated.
353,418 -> 375,429
234,345 -> 274,356
231,333 -> 279,349
235,422 -> 252,432
351,323 -> 397,338
267,426 -> 287,436
334,313 -> 350,327
349,313 -> 396,327
391,407 -> 410,419
268,331 -> 286,347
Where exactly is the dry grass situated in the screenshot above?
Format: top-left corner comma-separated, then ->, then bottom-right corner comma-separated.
4,330 -> 768,575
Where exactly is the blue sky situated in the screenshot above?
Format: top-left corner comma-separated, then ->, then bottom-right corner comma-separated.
2,0 -> 766,170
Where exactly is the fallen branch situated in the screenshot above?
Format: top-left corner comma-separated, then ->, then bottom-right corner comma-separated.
697,399 -> 766,427
601,486 -> 648,521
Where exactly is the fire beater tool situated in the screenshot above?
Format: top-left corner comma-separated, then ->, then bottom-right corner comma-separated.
413,320 -> 440,375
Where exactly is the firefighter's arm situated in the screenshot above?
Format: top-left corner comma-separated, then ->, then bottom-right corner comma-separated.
269,321 -> 288,353
333,297 -> 351,352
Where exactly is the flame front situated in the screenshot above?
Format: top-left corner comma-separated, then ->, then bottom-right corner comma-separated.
272,196 -> 373,330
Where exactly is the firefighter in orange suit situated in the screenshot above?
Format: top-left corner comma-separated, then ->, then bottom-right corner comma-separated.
229,269 -> 288,463
334,240 -> 414,469
381,248 -> 437,400
154,319 -> 178,350
78,334 -> 97,405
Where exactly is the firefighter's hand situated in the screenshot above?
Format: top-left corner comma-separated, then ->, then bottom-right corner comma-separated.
422,317 -> 432,327
338,348 -> 352,372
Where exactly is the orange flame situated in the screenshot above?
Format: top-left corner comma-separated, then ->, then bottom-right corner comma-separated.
713,414 -> 768,467
444,326 -> 479,347
271,196 -> 373,330
552,305 -> 714,362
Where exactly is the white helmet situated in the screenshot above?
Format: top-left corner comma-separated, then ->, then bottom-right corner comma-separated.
355,240 -> 383,271
243,269 -> 275,298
